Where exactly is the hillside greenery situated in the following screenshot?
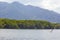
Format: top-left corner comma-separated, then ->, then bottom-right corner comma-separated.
0,18 -> 60,29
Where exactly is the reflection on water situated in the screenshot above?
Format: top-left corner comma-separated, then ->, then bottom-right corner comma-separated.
0,29 -> 60,40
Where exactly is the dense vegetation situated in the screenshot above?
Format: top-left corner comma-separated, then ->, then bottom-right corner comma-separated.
0,18 -> 60,29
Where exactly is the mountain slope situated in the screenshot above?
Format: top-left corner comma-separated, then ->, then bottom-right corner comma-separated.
0,1 -> 60,22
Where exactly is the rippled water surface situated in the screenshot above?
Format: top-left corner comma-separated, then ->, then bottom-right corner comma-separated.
0,29 -> 60,40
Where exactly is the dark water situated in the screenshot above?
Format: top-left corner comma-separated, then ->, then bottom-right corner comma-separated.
0,29 -> 60,40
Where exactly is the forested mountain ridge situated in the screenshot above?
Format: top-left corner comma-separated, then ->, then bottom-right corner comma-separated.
0,18 -> 60,29
0,2 -> 60,22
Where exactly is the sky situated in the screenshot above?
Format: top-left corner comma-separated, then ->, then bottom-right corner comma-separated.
0,0 -> 60,13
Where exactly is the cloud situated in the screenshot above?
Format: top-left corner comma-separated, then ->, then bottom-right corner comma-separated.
0,0 -> 11,2
38,0 -> 60,13
21,0 -> 60,12
52,0 -> 60,13
39,0 -> 58,10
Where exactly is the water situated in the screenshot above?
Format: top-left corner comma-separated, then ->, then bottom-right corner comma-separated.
0,29 -> 60,40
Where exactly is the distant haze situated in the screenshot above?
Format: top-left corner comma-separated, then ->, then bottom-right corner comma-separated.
0,0 -> 60,13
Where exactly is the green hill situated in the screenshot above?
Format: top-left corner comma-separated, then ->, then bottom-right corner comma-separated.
0,18 -> 60,29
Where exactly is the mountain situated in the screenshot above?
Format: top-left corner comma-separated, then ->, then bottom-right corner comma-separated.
0,1 -> 60,23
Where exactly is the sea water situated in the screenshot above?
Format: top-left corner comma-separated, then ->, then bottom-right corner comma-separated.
0,29 -> 60,40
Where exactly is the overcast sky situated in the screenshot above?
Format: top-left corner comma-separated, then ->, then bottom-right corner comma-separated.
0,0 -> 60,13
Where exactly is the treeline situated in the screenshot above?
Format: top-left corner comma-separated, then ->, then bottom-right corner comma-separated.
0,18 -> 60,29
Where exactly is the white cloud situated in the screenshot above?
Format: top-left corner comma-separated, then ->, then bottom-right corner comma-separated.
39,0 -> 58,10
37,0 -> 60,13
0,0 -> 12,1
22,0 -> 60,11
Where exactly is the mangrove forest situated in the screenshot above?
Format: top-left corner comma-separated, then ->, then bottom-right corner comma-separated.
0,18 -> 60,29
